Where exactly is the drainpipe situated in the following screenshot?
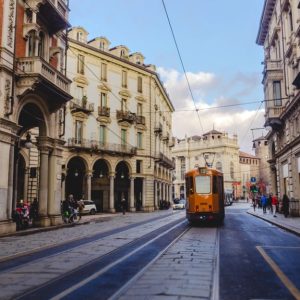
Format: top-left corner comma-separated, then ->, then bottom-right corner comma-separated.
6,3 -> 18,117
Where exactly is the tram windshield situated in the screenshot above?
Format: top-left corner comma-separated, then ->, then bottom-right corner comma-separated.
195,176 -> 211,194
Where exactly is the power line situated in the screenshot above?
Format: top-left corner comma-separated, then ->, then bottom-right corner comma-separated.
161,0 -> 203,133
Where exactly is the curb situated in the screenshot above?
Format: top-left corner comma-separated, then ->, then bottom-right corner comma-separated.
247,211 -> 300,237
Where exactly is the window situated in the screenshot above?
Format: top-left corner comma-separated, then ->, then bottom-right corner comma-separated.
213,176 -> 218,194
136,160 -> 142,173
99,41 -> 105,51
121,129 -> 127,146
137,132 -> 142,149
38,32 -> 45,58
122,70 -> 127,88
121,98 -> 127,111
185,176 -> 194,196
195,176 -> 211,194
76,31 -> 83,42
76,86 -> 84,100
75,120 -> 83,144
289,9 -> 293,32
180,158 -> 186,180
99,125 -> 106,144
137,103 -> 142,116
100,93 -> 107,107
77,54 -> 84,75
273,81 -> 282,106
137,76 -> 143,93
101,63 -> 107,81
28,31 -> 36,57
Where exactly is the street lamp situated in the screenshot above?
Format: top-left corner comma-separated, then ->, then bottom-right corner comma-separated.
24,132 -> 33,149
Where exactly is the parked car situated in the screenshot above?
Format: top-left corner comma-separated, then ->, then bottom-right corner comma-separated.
83,200 -> 97,214
173,199 -> 186,210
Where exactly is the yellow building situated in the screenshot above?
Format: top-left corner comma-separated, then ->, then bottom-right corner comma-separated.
62,27 -> 175,212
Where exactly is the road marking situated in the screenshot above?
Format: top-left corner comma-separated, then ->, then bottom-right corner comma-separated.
50,220 -> 187,300
256,246 -> 300,300
211,228 -> 220,300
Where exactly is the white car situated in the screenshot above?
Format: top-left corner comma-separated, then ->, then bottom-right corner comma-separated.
173,199 -> 186,210
83,200 -> 97,214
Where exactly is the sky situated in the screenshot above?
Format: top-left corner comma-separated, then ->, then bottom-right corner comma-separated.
69,0 -> 267,154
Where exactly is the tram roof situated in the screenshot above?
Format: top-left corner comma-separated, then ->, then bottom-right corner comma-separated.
185,167 -> 223,177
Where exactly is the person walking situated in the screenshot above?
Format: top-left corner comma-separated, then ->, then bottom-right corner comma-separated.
252,196 -> 257,212
271,194 -> 278,217
121,197 -> 126,215
282,194 -> 290,218
261,194 -> 267,214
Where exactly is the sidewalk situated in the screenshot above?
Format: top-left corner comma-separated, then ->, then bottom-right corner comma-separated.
0,212 -> 121,238
247,207 -> 300,236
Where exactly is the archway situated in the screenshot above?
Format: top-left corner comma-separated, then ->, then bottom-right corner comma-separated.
115,161 -> 130,212
92,159 -> 110,212
66,157 -> 86,201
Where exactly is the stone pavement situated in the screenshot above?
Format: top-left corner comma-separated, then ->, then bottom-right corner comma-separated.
247,205 -> 300,236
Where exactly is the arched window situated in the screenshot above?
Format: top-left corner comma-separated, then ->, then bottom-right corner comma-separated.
76,31 -> 83,42
38,32 -> 45,58
120,49 -> 125,57
99,41 -> 105,51
216,161 -> 222,172
28,30 -> 36,57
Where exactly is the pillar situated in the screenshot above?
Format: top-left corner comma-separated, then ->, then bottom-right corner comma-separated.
142,177 -> 146,209
61,170 -> 66,201
109,173 -> 115,213
86,170 -> 92,200
154,180 -> 158,209
130,177 -> 135,212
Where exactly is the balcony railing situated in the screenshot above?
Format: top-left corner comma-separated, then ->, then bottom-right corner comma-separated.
154,152 -> 175,169
70,98 -> 94,113
264,106 -> 285,130
136,115 -> 145,125
154,123 -> 162,133
16,56 -> 70,94
263,60 -> 282,73
67,138 -> 137,155
98,106 -> 110,117
116,110 -> 135,123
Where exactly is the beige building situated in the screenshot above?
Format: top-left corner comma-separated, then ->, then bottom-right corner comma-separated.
172,130 -> 241,199
63,27 -> 175,212
257,0 -> 300,210
0,0 -> 71,234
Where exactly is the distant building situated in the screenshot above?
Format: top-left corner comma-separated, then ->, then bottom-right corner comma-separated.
63,27 -> 175,212
172,130 -> 241,200
257,0 -> 300,210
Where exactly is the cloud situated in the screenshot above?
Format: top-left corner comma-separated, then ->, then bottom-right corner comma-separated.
157,67 -> 266,153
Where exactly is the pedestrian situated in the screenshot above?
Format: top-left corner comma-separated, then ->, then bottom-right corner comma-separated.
77,196 -> 85,220
30,198 -> 38,221
268,194 -> 272,214
282,194 -> 289,218
271,194 -> 278,217
261,194 -> 267,214
121,197 -> 126,215
252,196 -> 257,212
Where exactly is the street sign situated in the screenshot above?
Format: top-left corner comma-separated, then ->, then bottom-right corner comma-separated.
251,177 -> 256,183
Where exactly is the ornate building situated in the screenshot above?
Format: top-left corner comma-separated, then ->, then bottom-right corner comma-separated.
62,27 -> 175,212
172,130 -> 241,199
257,0 -> 300,208
0,0 -> 71,234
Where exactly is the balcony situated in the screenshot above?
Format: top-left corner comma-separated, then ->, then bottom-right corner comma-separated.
263,60 -> 282,74
70,98 -> 94,114
154,123 -> 162,134
154,152 -> 175,169
38,0 -> 70,34
136,115 -> 145,125
16,56 -> 71,110
98,106 -> 110,118
116,110 -> 135,123
264,106 -> 285,130
67,138 -> 137,156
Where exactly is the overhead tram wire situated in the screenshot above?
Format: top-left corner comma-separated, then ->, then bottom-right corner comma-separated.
161,0 -> 203,133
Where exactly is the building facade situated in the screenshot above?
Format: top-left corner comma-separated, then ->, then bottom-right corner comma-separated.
257,0 -> 300,208
172,130 -> 241,200
0,0 -> 71,234
62,27 -> 175,212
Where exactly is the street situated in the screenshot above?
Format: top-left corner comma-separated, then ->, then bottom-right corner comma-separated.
0,203 -> 299,300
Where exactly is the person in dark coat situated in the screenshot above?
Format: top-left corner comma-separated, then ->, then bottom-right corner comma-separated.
282,194 -> 289,218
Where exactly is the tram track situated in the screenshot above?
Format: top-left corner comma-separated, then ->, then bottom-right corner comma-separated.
0,212 -> 178,272
14,219 -> 189,300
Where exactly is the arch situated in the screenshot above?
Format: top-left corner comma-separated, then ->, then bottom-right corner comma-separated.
114,159 -> 132,175
65,154 -> 89,172
91,157 -> 112,174
16,96 -> 50,137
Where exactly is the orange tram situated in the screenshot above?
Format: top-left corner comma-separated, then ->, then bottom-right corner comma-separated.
185,166 -> 225,224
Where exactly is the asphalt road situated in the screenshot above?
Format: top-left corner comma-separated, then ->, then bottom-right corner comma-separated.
220,206 -> 300,300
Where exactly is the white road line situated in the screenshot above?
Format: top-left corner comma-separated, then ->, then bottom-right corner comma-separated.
50,220 -> 187,300
212,227 -> 220,300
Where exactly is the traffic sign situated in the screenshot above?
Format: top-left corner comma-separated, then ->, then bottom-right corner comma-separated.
251,177 -> 256,183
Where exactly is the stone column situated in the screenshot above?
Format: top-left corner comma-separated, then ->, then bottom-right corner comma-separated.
154,180 -> 158,210
61,169 -> 66,201
142,177 -> 146,209
109,173 -> 115,213
7,143 -> 15,219
38,145 -> 50,226
130,177 -> 135,212
169,183 -> 173,203
86,170 -> 92,200
24,167 -> 29,202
